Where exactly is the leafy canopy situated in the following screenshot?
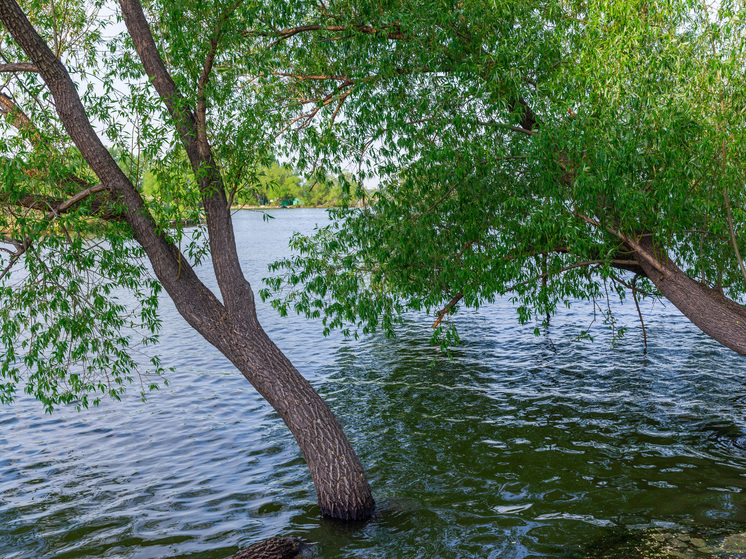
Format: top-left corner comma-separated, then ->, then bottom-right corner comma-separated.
258,0 -> 746,346
0,0 -> 371,411
2,0 -> 745,411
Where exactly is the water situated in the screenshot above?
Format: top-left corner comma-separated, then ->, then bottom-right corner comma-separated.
2,208 -> 746,558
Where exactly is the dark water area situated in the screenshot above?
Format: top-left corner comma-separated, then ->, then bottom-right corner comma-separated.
2,209 -> 746,558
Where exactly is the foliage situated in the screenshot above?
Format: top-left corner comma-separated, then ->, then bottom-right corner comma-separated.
0,138 -> 165,412
0,0 -> 355,411
2,0 -> 746,411
142,157 -> 349,207
259,0 -> 746,346
0,0 -> 170,411
226,162 -> 349,207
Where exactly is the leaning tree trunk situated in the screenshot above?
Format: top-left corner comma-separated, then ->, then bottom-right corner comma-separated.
632,235 -> 746,356
208,322 -> 375,519
0,0 -> 374,520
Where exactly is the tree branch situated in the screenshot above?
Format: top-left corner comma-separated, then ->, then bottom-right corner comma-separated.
259,23 -> 408,48
196,0 -> 240,150
0,91 -> 41,143
433,292 -> 463,328
631,274 -> 648,349
0,183 -> 112,280
119,0 -> 256,326
571,208 -> 667,275
0,61 -> 37,72
197,35 -> 218,138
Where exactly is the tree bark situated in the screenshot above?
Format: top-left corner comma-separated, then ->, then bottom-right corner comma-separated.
227,537 -> 305,559
0,0 -> 374,521
632,236 -> 746,356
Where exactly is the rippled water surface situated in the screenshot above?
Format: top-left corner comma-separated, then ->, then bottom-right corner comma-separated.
2,209 -> 746,558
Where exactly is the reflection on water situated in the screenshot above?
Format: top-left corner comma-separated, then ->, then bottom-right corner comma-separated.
1,209 -> 746,558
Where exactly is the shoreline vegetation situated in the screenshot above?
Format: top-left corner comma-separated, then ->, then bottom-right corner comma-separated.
169,204 -> 364,228
229,202 -> 364,210
143,159 -> 361,211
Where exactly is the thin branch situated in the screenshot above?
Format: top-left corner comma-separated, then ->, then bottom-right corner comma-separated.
724,187 -> 746,282
433,292 -> 463,328
52,183 -> 107,215
196,0 -> 242,144
571,208 -> 667,275
329,88 -> 350,127
0,248 -> 23,280
478,121 -> 537,136
49,0 -> 60,57
0,91 -> 39,141
7,182 -> 118,218
276,83 -> 353,136
0,233 -> 22,250
0,62 -> 38,72
507,125 -> 537,136
196,34 -> 219,144
0,182 -> 111,281
504,259 -> 640,293
272,72 -> 354,83
478,155 -> 527,165
631,275 -> 647,350
421,183 -> 457,217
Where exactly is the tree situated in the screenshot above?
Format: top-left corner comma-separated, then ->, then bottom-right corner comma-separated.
257,0 -> 746,356
0,0 -> 373,520
250,162 -> 302,205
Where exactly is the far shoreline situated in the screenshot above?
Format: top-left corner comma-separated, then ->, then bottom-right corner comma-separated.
230,204 -> 363,210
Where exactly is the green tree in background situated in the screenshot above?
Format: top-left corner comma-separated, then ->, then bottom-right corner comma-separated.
260,0 -> 746,355
143,158 -> 348,208
260,162 -> 302,204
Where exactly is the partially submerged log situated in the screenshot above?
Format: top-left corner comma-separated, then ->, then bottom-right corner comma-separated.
227,537 -> 306,559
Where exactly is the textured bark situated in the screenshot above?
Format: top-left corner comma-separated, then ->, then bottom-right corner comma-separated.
632,236 -> 746,356
227,537 -> 305,559
0,0 -> 374,521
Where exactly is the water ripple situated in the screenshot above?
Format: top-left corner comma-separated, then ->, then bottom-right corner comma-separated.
2,210 -> 746,558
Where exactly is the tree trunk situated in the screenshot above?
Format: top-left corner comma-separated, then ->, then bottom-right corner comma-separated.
0,0 -> 374,521
196,313 -> 376,520
632,236 -> 746,356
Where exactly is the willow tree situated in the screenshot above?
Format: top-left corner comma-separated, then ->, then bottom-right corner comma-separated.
0,0 -> 374,520
257,0 -> 746,355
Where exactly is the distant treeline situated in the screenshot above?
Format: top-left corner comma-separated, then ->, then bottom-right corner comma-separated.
142,159 -> 352,208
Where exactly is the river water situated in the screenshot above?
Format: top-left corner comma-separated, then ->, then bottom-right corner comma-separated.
2,209 -> 746,559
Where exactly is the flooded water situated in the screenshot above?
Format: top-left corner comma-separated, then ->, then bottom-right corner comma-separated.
2,209 -> 746,558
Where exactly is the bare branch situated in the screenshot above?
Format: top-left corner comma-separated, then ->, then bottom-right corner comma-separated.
52,183 -> 107,214
0,62 -> 37,72
631,275 -> 648,349
433,292 -> 463,328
